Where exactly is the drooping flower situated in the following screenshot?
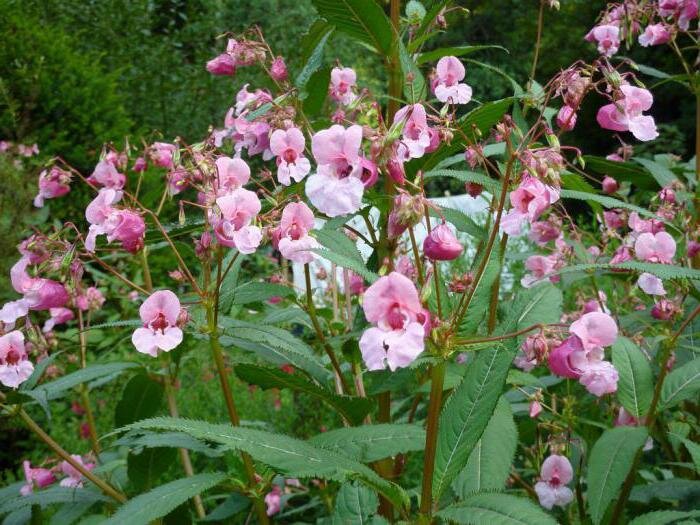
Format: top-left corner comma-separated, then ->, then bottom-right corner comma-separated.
274,202 -> 320,264
501,176 -> 560,236
270,128 -> 311,185
529,400 -> 543,418
150,142 -> 177,169
264,485 -> 282,516
638,272 -> 666,296
42,307 -> 74,333
20,461 -> 55,496
634,231 -> 676,263
85,190 -> 146,254
210,189 -> 263,253
548,335 -> 585,379
306,125 -> 365,217
521,255 -> 559,288
131,290 -> 184,357
87,159 -> 125,189
534,455 -> 574,509
569,311 -> 618,351
638,23 -> 671,46
10,257 -> 69,311
270,56 -> 288,82
0,331 -> 34,388
214,156 -> 251,194
556,105 -> 577,131
393,104 -> 439,159
659,0 -> 698,30
206,53 -> 236,75
432,56 -> 472,104
584,24 -> 620,57
0,299 -> 29,329
423,223 -> 463,260
34,167 -> 71,208
597,86 -> 659,142
59,455 -> 94,489
329,67 -> 357,105
579,360 -> 619,396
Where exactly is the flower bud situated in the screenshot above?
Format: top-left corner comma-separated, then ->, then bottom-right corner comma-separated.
423,223 -> 463,261
270,56 -> 288,82
602,176 -> 619,194
465,182 -> 483,198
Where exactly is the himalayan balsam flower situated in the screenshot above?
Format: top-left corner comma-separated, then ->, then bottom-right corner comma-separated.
501,176 -> 560,236
10,257 -> 69,311
42,307 -> 74,333
659,0 -> 699,30
0,331 -> 34,388
34,167 -> 71,208
534,455 -> 574,509
265,485 -> 282,516
638,24 -> 671,46
150,142 -> 177,169
87,160 -> 125,189
20,461 -> 55,496
270,128 -> 311,185
270,56 -> 288,81
433,56 -> 472,104
585,25 -> 620,57
423,224 -> 463,261
602,176 -> 619,194
0,299 -> 29,328
597,86 -> 659,142
393,104 -> 439,159
215,156 -> 250,194
85,189 -> 146,254
210,189 -> 263,253
634,232 -> 676,263
638,272 -> 666,296
274,202 -> 320,264
556,105 -> 577,131
131,291 -> 184,357
59,456 -> 94,489
329,67 -> 357,105
521,255 -> 559,288
359,272 -> 428,371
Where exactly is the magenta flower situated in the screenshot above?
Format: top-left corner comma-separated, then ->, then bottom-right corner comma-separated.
659,0 -> 698,30
0,331 -> 34,388
634,231 -> 676,263
87,159 -> 125,189
210,189 -> 262,253
569,311 -> 618,351
548,336 -> 585,379
501,176 -> 560,236
264,485 -> 282,516
132,291 -> 184,357
85,190 -> 146,254
215,156 -> 251,194
20,461 -> 55,496
270,128 -> 311,186
597,86 -> 659,142
601,176 -> 619,195
329,67 -> 357,105
306,125 -> 365,217
10,257 -> 69,311
34,167 -> 71,208
534,455 -> 574,509
529,400 -> 543,418
270,56 -> 288,81
393,104 -> 439,159
433,56 -> 472,104
42,307 -> 74,333
206,53 -> 236,76
275,202 -> 320,264
59,455 -> 94,489
423,224 -> 463,261
584,24 -> 620,57
529,221 -> 561,245
638,272 -> 666,296
150,142 -> 177,169
638,23 -> 671,46
231,117 -> 272,159
556,105 -> 577,131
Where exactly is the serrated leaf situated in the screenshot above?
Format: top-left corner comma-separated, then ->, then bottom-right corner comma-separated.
314,248 -> 379,283
220,319 -> 332,383
296,21 -> 334,89
429,206 -> 486,240
417,44 -> 508,65
560,189 -> 662,220
423,169 -> 501,193
332,482 -> 378,523
587,426 -> 649,525
28,363 -> 139,402
453,397 -> 517,498
216,251 -> 245,314
611,337 -> 653,418
231,282 -> 295,305
309,424 -> 425,463
234,364 -> 372,425
629,510 -> 700,525
498,283 -> 562,335
555,261 -> 700,281
115,374 -> 165,427
678,436 -> 700,474
103,473 -> 226,525
311,0 -> 394,54
315,228 -> 365,263
634,157 -> 677,187
660,358 -> 700,409
398,39 -> 426,102
118,418 -> 409,510
303,67 -> 332,115
0,487 -> 108,515
437,493 -> 558,524
432,343 -> 516,498
128,447 -> 176,492
117,430 -> 224,458
583,155 -> 658,190
458,254 -> 500,337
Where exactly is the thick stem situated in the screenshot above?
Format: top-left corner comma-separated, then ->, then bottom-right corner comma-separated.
17,408 -> 126,503
140,248 -> 153,293
487,234 -> 508,333
408,226 -> 426,287
419,361 -> 446,518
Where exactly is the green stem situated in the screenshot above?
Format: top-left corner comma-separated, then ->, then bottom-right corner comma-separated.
77,309 -> 101,458
529,0 -> 545,82
419,361 -> 446,519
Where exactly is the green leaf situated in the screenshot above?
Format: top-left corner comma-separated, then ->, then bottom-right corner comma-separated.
437,493 -> 558,525
611,337 -> 653,418
677,436 -> 700,474
633,157 -> 677,187
201,493 -> 250,522
417,45 -> 508,65
220,319 -> 332,383
660,358 -> 700,409
498,283 -> 562,335
423,169 -> 501,194
117,431 -> 223,458
314,248 -> 379,283
583,155 -> 658,190
560,189 -> 662,221
432,343 -> 516,498
231,282 -> 295,305
217,251 -> 244,314
115,373 -> 165,427
311,0 -> 394,54
127,447 -> 177,492
303,67 -> 332,115
430,206 -> 486,240
118,418 -> 409,510
332,482 -> 379,523
103,473 -> 226,525
555,261 -> 700,281
0,487 -> 108,515
458,254 -> 500,337
452,397 -> 517,498
315,228 -> 365,263
28,363 -> 139,402
234,364 -> 373,425
587,426 -> 649,525
399,39 -> 426,102
629,510 -> 700,525
309,423 -> 425,463
296,21 -> 334,89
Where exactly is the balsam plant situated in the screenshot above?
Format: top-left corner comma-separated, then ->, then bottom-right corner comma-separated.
0,0 -> 699,523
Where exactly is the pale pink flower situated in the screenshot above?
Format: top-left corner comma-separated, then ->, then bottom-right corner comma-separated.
529,400 -> 543,418
433,56 -> 472,104
232,117 -> 272,159
131,291 -> 184,357
0,299 -> 29,329
270,128 -> 311,185
215,156 -> 251,194
210,189 -> 262,253
20,461 -> 55,496
0,331 -> 34,388
529,221 -> 561,245
638,272 -> 666,295
87,160 -> 125,189
264,485 -> 282,516
234,84 -> 272,116
150,142 -> 177,169
534,455 -> 574,509
556,105 -> 577,131
275,202 -> 320,264
359,323 -> 425,371
521,255 -> 558,288
34,167 -> 71,208
306,125 -> 365,217
42,307 -> 74,333
579,360 -> 619,396
85,190 -> 145,254
76,287 -> 105,312
634,231 -> 676,263
423,224 -> 463,260
59,455 -> 94,489
597,86 -> 659,142
501,176 -> 560,236
638,23 -> 671,46
603,210 -> 625,229
585,24 -> 620,57
393,104 -> 439,159
17,143 -> 39,157
569,312 -> 618,351
270,56 -> 288,81
329,67 -> 357,105
659,0 -> 698,30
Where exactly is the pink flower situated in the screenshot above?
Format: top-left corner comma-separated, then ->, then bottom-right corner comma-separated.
659,187 -> 676,204
433,56 -> 472,104
569,312 -> 618,351
59,455 -> 94,489
628,212 -> 664,235
18,143 -> 39,157
329,67 -> 357,105
393,104 -> 439,159
206,53 -> 236,75
84,190 -> 144,254
270,56 -> 288,81
232,117 -> 272,159
579,360 -> 619,396
638,23 -> 671,46
534,455 -> 574,509
215,157 -> 251,194
602,176 -> 619,194
131,291 -> 184,357
306,125 -> 365,217
634,231 -> 676,263
688,240 -> 700,258
275,202 -> 320,264
42,307 -> 74,333
529,400 -> 543,418
270,128 -> 311,185
423,224 -> 463,260
652,299 -> 677,320
10,257 -> 69,311
150,142 -> 177,169
597,86 -> 659,142
234,84 -> 272,116
638,272 -> 666,295
529,221 -> 561,245
556,105 -> 577,131
659,0 -> 698,30
347,272 -> 365,295
0,331 -> 34,388
501,176 -> 560,236
20,461 -> 55,496
585,24 -> 620,57
34,167 -> 71,208
359,323 -> 425,371
603,210 -> 625,229
521,255 -> 558,288
132,157 -> 147,172
87,160 -> 125,189
548,336 -> 585,379
264,485 -> 282,516
210,189 -> 262,253
76,287 -> 105,312
0,299 -> 29,328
